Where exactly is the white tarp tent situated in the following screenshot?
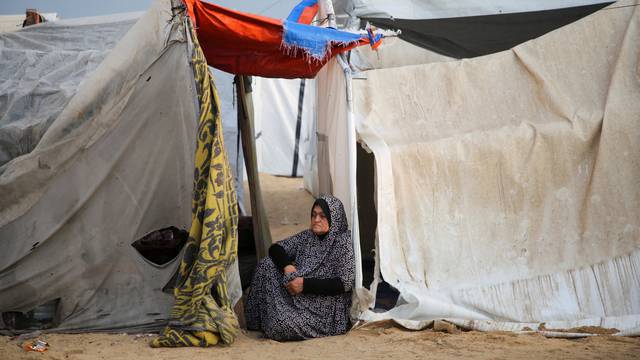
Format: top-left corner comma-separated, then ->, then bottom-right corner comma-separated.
309,38 -> 453,206
314,0 -> 640,333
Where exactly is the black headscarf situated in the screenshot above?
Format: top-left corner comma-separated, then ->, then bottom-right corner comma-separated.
312,198 -> 332,229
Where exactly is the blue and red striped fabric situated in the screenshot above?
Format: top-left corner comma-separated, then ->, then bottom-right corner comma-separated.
287,0 -> 319,24
367,27 -> 383,50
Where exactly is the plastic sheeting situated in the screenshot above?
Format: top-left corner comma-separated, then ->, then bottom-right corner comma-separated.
317,1 -> 640,332
183,0 -> 372,79
315,60 -> 349,206
341,1 -> 613,59
0,0 -> 242,331
310,38 -> 452,214
212,68 -> 245,213
349,38 -> 453,72
364,3 -> 611,59
254,77 -> 315,177
348,0 -> 611,19
0,13 -> 141,167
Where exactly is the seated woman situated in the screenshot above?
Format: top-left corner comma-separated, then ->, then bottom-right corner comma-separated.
244,195 -> 354,341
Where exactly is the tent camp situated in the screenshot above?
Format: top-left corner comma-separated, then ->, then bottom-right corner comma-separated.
0,0 -> 377,336
1,0 -> 638,339
311,0 -> 640,334
0,0 -> 250,332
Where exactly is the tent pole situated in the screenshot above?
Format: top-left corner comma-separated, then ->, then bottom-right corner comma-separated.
236,75 -> 273,259
171,0 -> 185,15
336,54 -> 365,299
318,0 -> 337,28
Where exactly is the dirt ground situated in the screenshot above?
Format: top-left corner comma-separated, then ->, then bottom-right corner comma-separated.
2,326 -> 639,360
2,174 -> 639,359
242,173 -> 313,241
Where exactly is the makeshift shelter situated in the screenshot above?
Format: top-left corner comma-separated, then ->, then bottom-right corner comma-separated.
3,0 -> 637,339
0,6 -> 201,332
0,0 -> 247,334
0,0 -> 382,336
313,0 -> 640,334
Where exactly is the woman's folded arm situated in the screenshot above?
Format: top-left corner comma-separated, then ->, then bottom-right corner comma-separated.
269,244 -> 292,271
302,277 -> 344,295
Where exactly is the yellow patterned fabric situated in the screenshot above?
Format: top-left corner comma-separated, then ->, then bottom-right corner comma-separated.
150,20 -> 239,348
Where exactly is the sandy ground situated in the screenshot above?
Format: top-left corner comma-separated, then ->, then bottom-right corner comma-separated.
242,174 -> 313,242
2,174 -> 639,359
2,326 -> 639,360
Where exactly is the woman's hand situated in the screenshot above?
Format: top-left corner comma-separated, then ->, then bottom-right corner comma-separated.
283,264 -> 297,275
286,277 -> 304,295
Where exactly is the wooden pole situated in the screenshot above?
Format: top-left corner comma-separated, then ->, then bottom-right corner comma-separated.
235,75 -> 272,259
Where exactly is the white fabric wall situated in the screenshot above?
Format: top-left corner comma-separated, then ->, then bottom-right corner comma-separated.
212,68 -> 245,213
314,60 -> 350,210
253,77 -> 315,177
350,38 -> 453,71
311,39 -> 453,218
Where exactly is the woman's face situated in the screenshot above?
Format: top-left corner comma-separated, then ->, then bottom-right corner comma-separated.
310,205 -> 330,236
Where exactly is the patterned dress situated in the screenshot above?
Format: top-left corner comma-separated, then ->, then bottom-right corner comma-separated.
245,195 -> 355,341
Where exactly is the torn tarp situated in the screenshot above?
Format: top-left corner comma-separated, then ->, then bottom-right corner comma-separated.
282,20 -> 362,61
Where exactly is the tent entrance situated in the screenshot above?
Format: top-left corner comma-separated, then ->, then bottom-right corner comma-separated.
356,142 -> 399,311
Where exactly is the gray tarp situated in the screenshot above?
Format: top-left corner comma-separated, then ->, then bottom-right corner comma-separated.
0,13 -> 140,167
346,0 -> 610,19
0,0 -> 241,331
